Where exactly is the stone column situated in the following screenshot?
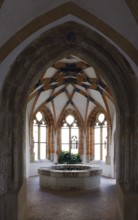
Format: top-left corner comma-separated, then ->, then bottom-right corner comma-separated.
86,126 -> 90,162
53,131 -> 58,163
83,129 -> 87,163
116,114 -> 138,220
30,146 -> 35,162
106,124 -> 111,164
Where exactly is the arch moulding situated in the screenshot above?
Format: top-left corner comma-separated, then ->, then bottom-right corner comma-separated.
0,21 -> 138,220
0,1 -> 138,65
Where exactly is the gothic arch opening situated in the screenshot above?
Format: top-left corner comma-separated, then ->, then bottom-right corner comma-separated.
27,54 -> 114,170
0,21 -> 137,220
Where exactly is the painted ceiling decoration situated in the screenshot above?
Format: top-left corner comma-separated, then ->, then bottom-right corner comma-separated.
29,55 -> 114,125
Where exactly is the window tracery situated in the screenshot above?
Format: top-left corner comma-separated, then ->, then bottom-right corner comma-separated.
93,113 -> 108,161
33,111 -> 47,160
61,114 -> 79,154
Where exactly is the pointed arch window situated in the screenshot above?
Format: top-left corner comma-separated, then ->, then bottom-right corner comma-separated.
93,113 -> 108,161
33,111 -> 47,161
61,114 -> 79,154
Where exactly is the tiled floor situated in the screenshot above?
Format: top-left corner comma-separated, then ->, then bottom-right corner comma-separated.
26,176 -> 116,220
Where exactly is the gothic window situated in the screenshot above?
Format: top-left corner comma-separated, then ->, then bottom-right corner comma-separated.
33,111 -> 47,161
93,113 -> 107,161
61,114 -> 79,154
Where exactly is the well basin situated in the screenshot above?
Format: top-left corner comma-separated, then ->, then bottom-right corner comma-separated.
38,164 -> 102,191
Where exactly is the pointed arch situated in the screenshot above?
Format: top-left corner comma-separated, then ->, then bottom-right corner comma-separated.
1,20 -> 137,190
0,2 -> 137,65
57,108 -> 84,155
87,107 -> 111,162
30,106 -> 54,161
0,21 -> 138,220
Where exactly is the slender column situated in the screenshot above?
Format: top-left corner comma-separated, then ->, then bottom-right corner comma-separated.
53,131 -> 58,163
30,145 -> 35,162
86,126 -> 90,162
30,120 -> 35,162
106,124 -> 111,164
69,127 -> 71,153
83,129 -> 87,163
38,125 -> 40,160
100,126 -> 102,160
57,127 -> 61,154
46,126 -> 49,159
91,127 -> 94,160
79,128 -> 83,156
50,126 -> 55,160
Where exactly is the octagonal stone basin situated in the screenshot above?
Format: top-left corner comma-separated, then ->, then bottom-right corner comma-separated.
38,165 -> 102,191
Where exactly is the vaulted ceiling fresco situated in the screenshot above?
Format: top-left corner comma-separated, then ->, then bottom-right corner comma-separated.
28,55 -> 114,124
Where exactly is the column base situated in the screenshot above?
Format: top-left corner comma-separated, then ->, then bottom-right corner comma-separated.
82,154 -> 86,163
116,182 -> 138,220
30,152 -> 35,162
0,181 -> 26,220
53,153 -> 58,163
105,155 -> 111,164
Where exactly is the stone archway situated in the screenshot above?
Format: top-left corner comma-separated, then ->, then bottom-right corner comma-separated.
0,21 -> 138,220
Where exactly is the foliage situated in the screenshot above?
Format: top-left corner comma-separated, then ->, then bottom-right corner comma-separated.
58,151 -> 82,164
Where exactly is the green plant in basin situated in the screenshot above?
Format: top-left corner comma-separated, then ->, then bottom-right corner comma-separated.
58,151 -> 82,164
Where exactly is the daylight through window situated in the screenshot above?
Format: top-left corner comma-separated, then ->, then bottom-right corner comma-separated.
93,113 -> 107,161
33,112 -> 47,160
61,114 -> 79,154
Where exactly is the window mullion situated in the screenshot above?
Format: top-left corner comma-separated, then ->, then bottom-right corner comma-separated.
69,126 -> 71,153
38,124 -> 40,160
45,125 -> 47,159
100,125 -> 103,160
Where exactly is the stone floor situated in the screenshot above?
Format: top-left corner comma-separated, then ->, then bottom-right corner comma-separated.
26,176 -> 116,220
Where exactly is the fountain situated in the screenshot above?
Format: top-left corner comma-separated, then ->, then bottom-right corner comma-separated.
38,164 -> 102,190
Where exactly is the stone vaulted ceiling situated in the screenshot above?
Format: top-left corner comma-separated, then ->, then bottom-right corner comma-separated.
28,55 -> 114,124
